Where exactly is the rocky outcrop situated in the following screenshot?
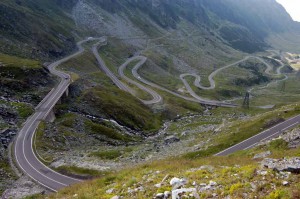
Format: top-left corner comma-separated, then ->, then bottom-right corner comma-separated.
281,128 -> 300,148
262,157 -> 300,173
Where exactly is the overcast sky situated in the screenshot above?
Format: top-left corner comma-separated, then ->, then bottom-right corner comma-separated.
276,0 -> 300,22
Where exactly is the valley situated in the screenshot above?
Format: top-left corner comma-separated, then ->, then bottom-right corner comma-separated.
1,0 -> 300,198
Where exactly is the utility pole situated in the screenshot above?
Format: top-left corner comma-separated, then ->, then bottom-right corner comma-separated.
242,92 -> 250,109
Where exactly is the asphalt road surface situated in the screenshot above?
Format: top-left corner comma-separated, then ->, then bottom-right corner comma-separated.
92,40 -> 133,93
118,56 -> 162,104
13,38 -> 99,191
215,114 -> 300,156
14,35 -> 292,192
131,56 -> 238,108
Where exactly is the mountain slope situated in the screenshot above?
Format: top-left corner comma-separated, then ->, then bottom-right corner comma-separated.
0,0 -> 77,59
1,0 -> 299,59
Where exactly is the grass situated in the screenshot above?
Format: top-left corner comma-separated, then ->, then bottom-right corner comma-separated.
59,51 -> 99,75
85,120 -> 135,142
121,60 -> 154,101
81,86 -> 162,133
55,165 -> 106,177
183,103 -> 300,158
44,139 -> 300,199
0,160 -> 16,195
291,63 -> 300,71
34,122 -> 56,163
10,102 -> 34,118
249,74 -> 300,106
0,53 -> 41,69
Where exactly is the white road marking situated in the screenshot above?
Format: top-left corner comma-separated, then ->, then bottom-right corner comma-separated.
282,122 -> 299,131
215,115 -> 300,156
14,38 -> 99,191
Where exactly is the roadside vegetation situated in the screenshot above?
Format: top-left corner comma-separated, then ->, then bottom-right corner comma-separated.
39,129 -> 300,199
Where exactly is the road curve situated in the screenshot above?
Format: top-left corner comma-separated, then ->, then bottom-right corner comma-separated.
130,54 -> 281,108
215,114 -> 300,156
13,38 -> 98,191
131,58 -> 237,108
92,40 -> 133,93
180,55 -> 276,92
118,56 -> 162,105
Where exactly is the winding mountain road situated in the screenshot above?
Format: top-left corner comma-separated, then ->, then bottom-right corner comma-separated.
118,56 -> 162,104
92,37 -> 288,108
14,33 -> 293,193
92,39 -> 133,93
13,38 -> 100,191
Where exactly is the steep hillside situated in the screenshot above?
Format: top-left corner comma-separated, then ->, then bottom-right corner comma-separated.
0,53 -> 55,195
0,0 -> 77,59
1,0 -> 300,198
1,0 -> 300,60
74,0 -> 300,53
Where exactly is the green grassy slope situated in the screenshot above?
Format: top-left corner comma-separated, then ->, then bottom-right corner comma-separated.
37,103 -> 300,199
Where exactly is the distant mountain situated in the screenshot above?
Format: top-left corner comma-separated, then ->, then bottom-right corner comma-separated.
0,0 -> 300,60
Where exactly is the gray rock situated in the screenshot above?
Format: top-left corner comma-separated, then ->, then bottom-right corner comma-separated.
155,193 -> 164,199
209,181 -> 217,186
262,157 -> 300,173
110,196 -> 120,199
281,129 -> 300,148
106,188 -> 114,194
253,151 -> 271,159
170,177 -> 187,190
282,181 -> 289,186
164,136 -> 180,145
172,188 -> 199,199
164,191 -> 171,197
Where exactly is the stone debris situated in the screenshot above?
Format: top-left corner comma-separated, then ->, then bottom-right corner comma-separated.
155,193 -> 164,199
164,191 -> 171,198
170,177 -> 187,190
281,128 -> 300,148
209,180 -> 217,186
172,188 -> 199,199
164,136 -> 180,145
253,151 -> 271,159
106,188 -> 114,194
257,170 -> 268,176
262,157 -> 300,173
2,176 -> 47,199
282,181 -> 289,186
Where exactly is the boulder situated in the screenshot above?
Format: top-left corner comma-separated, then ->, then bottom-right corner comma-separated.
164,136 -> 180,145
155,193 -> 164,199
282,181 -> 289,186
172,188 -> 199,199
106,188 -> 114,194
164,191 -> 171,198
262,157 -> 300,173
170,177 -> 187,190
